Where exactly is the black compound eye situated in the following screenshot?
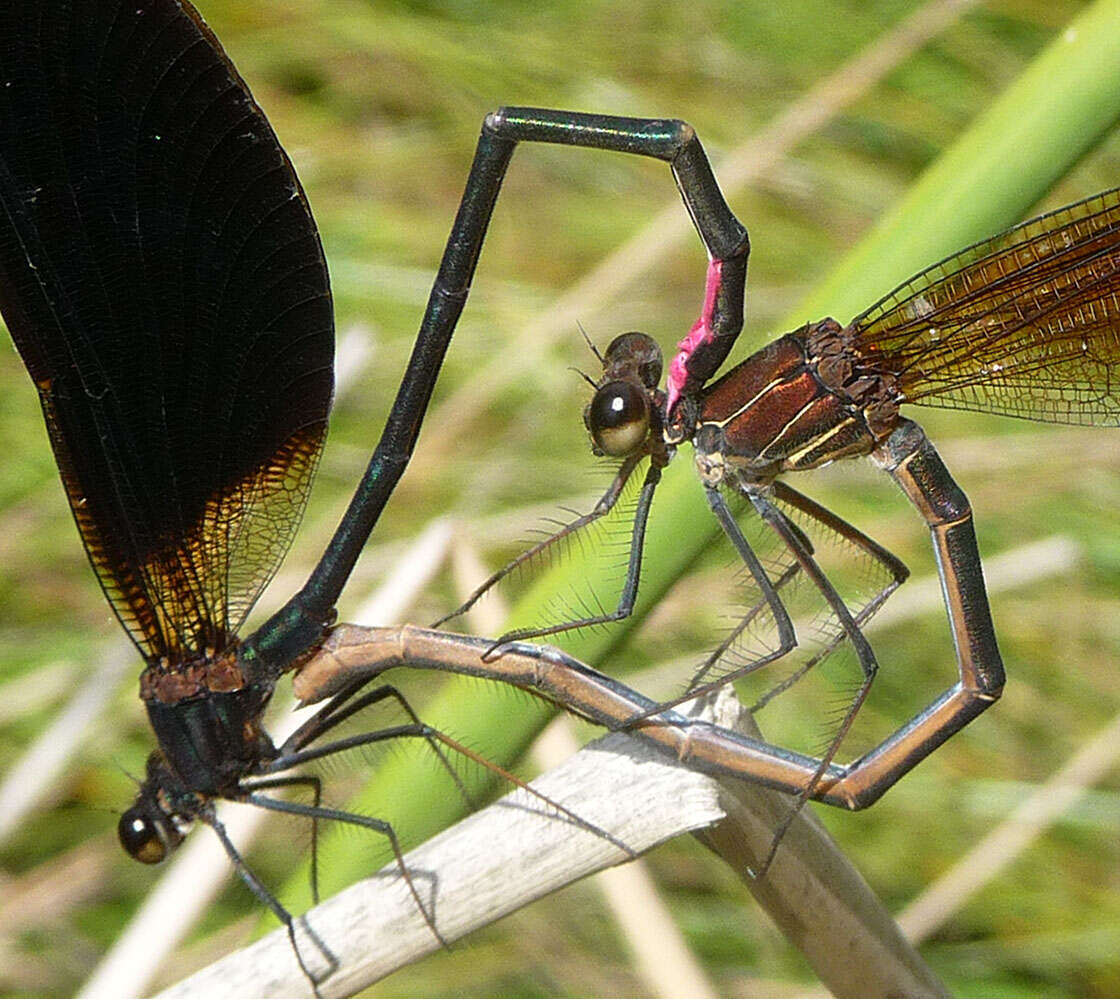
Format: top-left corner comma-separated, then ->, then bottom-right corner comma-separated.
587,380 -> 651,457
119,807 -> 169,864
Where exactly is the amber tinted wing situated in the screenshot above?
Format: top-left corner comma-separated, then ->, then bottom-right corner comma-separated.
0,1 -> 334,663
849,188 -> 1120,426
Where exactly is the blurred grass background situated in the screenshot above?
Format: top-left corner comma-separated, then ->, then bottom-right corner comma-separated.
1,0 -> 1119,996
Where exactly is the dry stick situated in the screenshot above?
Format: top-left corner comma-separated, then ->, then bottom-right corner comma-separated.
425,0 -> 981,450
534,720 -> 723,999
454,534 -> 722,999
152,722 -> 727,999
694,690 -> 951,999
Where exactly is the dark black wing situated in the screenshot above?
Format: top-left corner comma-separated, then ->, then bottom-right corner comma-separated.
0,0 -> 334,663
850,188 -> 1120,426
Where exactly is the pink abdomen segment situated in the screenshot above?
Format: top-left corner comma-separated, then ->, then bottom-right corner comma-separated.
666,258 -> 723,413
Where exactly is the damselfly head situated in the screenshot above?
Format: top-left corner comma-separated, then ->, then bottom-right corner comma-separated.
118,797 -> 185,866
583,332 -> 664,457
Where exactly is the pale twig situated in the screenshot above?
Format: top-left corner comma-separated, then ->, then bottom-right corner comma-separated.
694,689 -> 950,999
452,524 -> 722,999
152,725 -> 726,999
533,719 -> 722,999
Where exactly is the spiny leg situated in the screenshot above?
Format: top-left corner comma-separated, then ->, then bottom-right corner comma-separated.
691,486 -> 821,688
277,683 -> 475,813
245,791 -> 447,949
242,774 -> 325,904
746,480 -> 909,711
692,561 -> 802,695
667,422 -> 1005,809
747,488 -> 882,872
679,422 -> 1004,808
201,806 -> 335,994
772,480 -> 908,582
432,450 -> 647,630
268,717 -> 633,859
618,483 -> 799,727
250,108 -> 749,678
256,718 -> 633,943
484,464 -> 662,652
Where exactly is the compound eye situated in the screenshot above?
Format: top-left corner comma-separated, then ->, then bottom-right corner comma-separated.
587,380 -> 650,457
119,807 -> 170,864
